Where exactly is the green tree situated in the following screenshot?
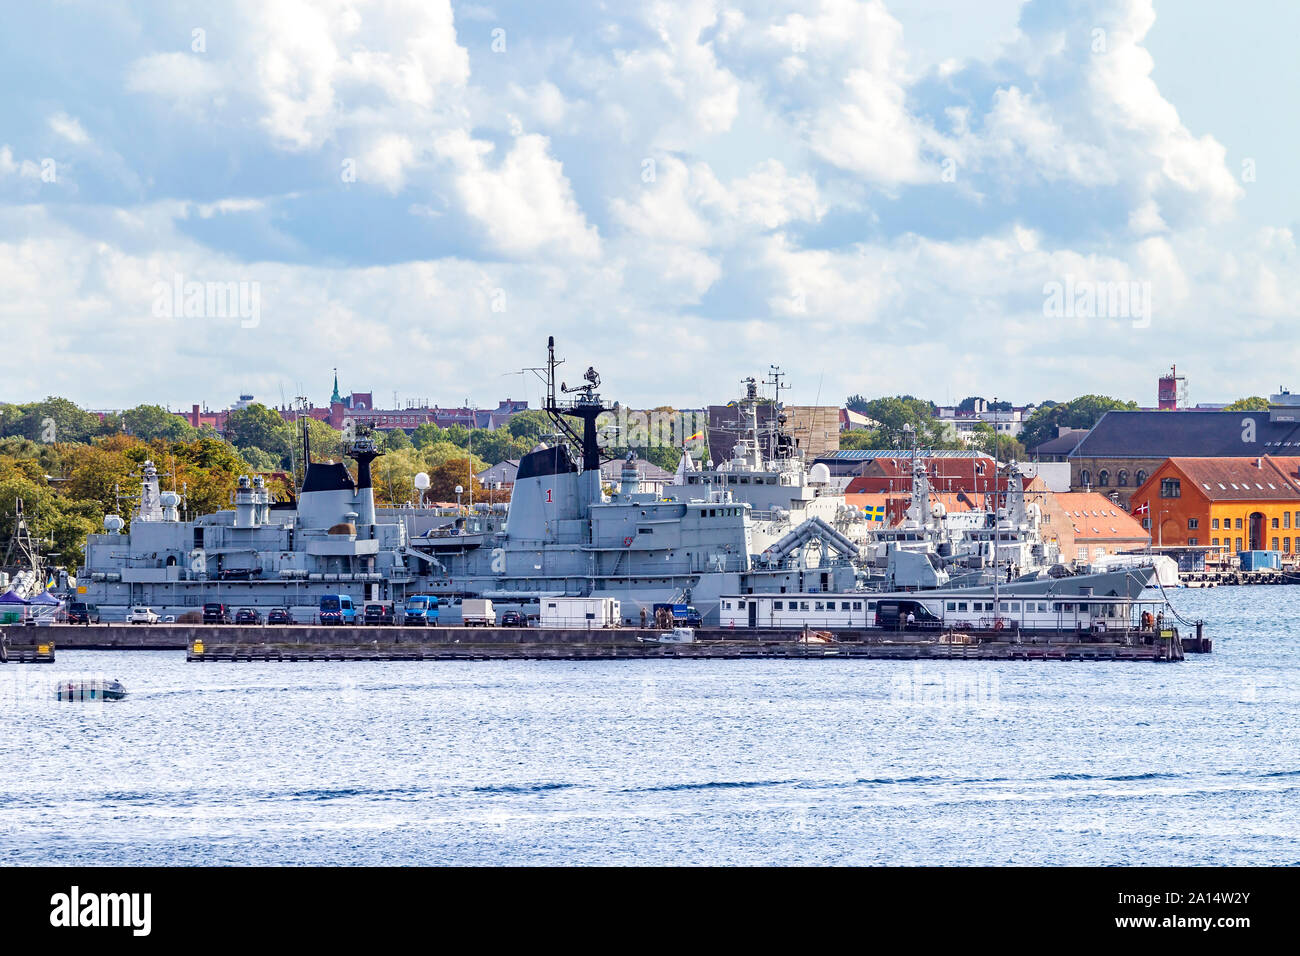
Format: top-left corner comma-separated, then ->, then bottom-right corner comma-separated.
1224,396 -> 1269,411
470,429 -> 531,465
967,422 -> 1026,460
426,459 -> 484,503
225,404 -> 294,461
442,424 -> 472,449
122,404 -> 198,442
0,397 -> 105,444
839,430 -> 879,450
411,422 -> 443,449
383,428 -> 412,452
371,447 -> 425,505
504,410 -> 552,445
859,396 -> 953,449
1018,396 -> 1137,451
304,418 -> 344,463
239,446 -> 279,472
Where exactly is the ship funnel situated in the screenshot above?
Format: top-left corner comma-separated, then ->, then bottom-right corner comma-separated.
620,453 -> 640,497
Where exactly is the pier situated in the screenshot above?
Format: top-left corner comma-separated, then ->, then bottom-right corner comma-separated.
1180,569 -> 1300,587
0,631 -> 56,663
12,623 -> 1193,662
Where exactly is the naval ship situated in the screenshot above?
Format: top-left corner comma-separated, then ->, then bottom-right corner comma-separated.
78,339 -> 860,623
77,338 -> 1152,622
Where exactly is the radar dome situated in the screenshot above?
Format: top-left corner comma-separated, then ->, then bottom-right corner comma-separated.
414,472 -> 430,490
103,514 -> 124,532
159,491 -> 181,508
809,463 -> 831,484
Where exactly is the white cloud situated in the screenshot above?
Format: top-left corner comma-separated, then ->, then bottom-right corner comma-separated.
435,131 -> 600,259
0,0 -> 1292,410
0,146 -> 44,180
48,113 -> 90,146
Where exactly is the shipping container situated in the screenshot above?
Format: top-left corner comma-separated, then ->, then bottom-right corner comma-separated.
539,596 -> 622,629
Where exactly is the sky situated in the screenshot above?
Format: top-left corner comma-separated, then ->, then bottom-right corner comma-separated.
1,0 -> 1296,415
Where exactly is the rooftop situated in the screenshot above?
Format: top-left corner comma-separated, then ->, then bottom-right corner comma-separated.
1072,410 -> 1300,459
819,449 -> 991,460
1148,457 -> 1300,500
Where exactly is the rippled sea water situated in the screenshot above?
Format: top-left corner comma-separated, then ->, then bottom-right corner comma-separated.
3,586 -> 1298,865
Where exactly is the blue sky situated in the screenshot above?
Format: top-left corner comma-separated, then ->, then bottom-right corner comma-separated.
1,0 -> 1295,413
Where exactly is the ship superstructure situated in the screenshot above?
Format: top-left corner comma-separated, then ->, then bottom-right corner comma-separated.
80,424 -> 416,620
78,340 -> 860,623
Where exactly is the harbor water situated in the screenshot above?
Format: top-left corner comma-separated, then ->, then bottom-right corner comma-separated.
2,586 -> 1297,866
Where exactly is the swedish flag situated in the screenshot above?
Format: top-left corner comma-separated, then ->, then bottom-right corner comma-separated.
864,505 -> 886,522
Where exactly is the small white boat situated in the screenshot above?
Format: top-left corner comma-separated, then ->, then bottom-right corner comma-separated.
56,679 -> 127,702
639,627 -> 696,644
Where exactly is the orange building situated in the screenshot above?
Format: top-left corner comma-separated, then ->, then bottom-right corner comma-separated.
1129,457 -> 1300,559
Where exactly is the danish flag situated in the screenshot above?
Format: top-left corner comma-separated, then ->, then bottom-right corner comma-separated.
1132,501 -> 1150,516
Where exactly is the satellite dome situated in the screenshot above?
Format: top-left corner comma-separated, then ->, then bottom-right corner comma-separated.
809,463 -> 831,484
103,514 -> 124,532
413,472 -> 430,490
159,491 -> 181,508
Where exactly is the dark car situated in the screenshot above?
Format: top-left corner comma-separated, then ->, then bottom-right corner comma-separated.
266,608 -> 293,625
203,603 -> 233,624
875,599 -> 941,631
235,608 -> 263,625
67,602 -> 101,625
499,610 -> 526,627
364,603 -> 396,626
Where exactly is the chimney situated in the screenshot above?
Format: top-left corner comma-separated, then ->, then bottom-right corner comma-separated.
1256,458 -> 1263,469
192,403 -> 200,427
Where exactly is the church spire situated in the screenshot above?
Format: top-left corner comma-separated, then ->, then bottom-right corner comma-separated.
330,368 -> 342,405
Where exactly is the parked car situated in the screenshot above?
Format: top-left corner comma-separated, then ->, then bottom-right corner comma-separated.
364,602 -> 396,626
499,610 -> 526,627
266,608 -> 293,625
128,606 -> 160,625
203,603 -> 234,624
67,602 -> 100,625
235,607 -> 264,625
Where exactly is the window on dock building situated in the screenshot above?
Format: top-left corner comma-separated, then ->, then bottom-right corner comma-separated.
1136,470 -> 1148,486
1212,518 -> 1219,529
1236,537 -> 1244,550
1118,470 -> 1129,486
1159,478 -> 1181,498
1098,470 -> 1109,487
1188,518 -> 1199,529
1273,537 -> 1281,550
1286,513 -> 1292,529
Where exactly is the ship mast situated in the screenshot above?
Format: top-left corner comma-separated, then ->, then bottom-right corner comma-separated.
993,397 -> 1000,616
540,336 -> 609,474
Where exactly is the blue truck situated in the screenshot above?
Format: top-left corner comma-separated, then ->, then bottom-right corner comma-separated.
403,595 -> 441,626
652,603 -> 702,627
319,594 -> 357,625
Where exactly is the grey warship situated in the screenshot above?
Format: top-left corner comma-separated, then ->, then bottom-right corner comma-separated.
77,338 -> 1149,622
78,339 -> 859,622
